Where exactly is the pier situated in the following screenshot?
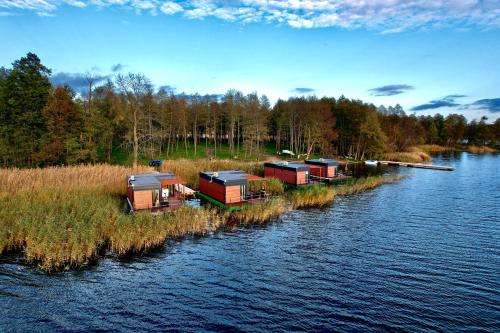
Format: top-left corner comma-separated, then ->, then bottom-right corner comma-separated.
378,161 -> 454,171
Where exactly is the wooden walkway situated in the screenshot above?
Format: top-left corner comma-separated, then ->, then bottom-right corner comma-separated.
378,161 -> 454,171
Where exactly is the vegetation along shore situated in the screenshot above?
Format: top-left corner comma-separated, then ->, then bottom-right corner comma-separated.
0,52 -> 497,272
1,162 -> 403,272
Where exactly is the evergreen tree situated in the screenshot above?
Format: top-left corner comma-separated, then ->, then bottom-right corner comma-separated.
1,53 -> 51,166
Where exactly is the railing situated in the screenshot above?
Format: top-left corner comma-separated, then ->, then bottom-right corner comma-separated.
224,192 -> 271,204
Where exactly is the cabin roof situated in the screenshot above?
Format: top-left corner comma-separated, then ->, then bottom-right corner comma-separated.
199,170 -> 248,186
264,161 -> 310,172
128,172 -> 181,190
305,158 -> 339,166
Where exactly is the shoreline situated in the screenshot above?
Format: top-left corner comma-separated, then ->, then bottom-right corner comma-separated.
379,144 -> 497,163
0,162 -> 404,272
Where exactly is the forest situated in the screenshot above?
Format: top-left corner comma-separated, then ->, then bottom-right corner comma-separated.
1,53 -> 498,168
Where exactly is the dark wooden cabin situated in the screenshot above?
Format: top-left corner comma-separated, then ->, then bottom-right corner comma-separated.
304,158 -> 339,178
127,172 -> 185,212
198,170 -> 266,208
264,161 -> 310,185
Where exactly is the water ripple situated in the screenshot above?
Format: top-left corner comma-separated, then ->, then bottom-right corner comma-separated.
1,153 -> 499,332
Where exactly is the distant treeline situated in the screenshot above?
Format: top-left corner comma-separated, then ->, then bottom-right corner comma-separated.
0,53 -> 498,168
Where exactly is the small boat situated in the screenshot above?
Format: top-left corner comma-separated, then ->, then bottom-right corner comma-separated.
365,160 -> 379,166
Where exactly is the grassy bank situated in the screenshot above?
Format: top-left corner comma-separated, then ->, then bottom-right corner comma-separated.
0,163 -> 405,272
333,175 -> 405,196
382,144 -> 497,162
288,186 -> 335,209
379,147 -> 432,163
466,145 -> 497,154
232,198 -> 288,225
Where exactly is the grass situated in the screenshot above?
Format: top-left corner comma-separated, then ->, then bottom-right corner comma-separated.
382,144 -> 497,159
416,144 -> 454,153
288,185 -> 335,209
111,142 -> 279,165
333,175 -> 405,196
379,147 -> 432,163
248,177 -> 285,196
232,198 -> 288,224
466,145 -> 496,154
0,162 -> 406,272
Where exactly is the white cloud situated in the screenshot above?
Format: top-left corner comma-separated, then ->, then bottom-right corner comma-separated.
65,0 -> 86,8
160,1 -> 182,15
1,0 -> 499,32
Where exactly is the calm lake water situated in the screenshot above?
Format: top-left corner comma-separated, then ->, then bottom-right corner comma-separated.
1,153 -> 499,332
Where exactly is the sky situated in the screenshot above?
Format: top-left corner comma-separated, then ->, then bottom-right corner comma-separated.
1,0 -> 499,121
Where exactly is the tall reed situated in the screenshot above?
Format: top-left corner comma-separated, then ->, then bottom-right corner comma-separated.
288,186 -> 335,209
333,175 -> 404,196
232,198 -> 288,224
0,163 -> 406,272
379,148 -> 431,163
467,145 -> 496,154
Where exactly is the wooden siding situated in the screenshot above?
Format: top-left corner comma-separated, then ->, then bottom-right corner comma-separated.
264,167 -> 275,178
225,185 -> 243,204
309,165 -> 323,178
327,166 -> 337,177
309,165 -> 337,178
296,171 -> 309,185
264,166 -> 303,185
199,177 -> 226,203
133,190 -> 153,210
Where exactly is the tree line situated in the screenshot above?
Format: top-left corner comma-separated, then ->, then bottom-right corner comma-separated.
0,53 -> 498,168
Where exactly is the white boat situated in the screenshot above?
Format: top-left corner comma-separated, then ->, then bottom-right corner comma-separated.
364,160 -> 379,166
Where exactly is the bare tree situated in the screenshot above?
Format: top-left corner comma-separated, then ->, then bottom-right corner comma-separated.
116,73 -> 151,168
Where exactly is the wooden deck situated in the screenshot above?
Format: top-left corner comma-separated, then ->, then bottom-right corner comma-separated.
378,161 -> 454,171
129,196 -> 184,214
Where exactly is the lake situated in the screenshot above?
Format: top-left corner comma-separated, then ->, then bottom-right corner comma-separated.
1,153 -> 499,332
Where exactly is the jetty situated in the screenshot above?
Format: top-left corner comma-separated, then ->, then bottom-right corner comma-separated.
378,161 -> 454,171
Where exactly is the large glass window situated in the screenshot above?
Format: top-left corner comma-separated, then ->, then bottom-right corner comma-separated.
240,185 -> 246,200
152,190 -> 159,207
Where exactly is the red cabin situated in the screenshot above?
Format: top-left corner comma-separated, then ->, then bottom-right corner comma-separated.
264,161 -> 310,185
127,172 -> 185,212
198,170 -> 267,207
304,158 -> 339,178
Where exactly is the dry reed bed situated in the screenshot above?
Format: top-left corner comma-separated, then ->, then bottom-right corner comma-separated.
467,145 -> 496,154
416,144 -> 453,153
288,186 -> 335,209
0,164 -> 153,195
380,147 -> 431,163
333,175 -> 405,196
232,198 -> 288,224
0,163 -> 405,272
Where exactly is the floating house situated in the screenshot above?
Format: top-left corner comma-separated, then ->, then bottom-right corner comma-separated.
305,158 -> 352,184
264,161 -> 311,186
198,170 -> 267,210
127,172 -> 186,212
304,158 -> 339,178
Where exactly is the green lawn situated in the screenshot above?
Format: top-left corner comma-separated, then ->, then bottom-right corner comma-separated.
111,142 -> 271,165
110,141 -> 332,166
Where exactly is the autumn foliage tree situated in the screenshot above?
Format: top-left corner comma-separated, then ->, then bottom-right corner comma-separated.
0,52 -> 498,168
40,86 -> 84,165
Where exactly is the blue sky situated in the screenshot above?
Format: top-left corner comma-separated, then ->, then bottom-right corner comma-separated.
1,1 -> 499,121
